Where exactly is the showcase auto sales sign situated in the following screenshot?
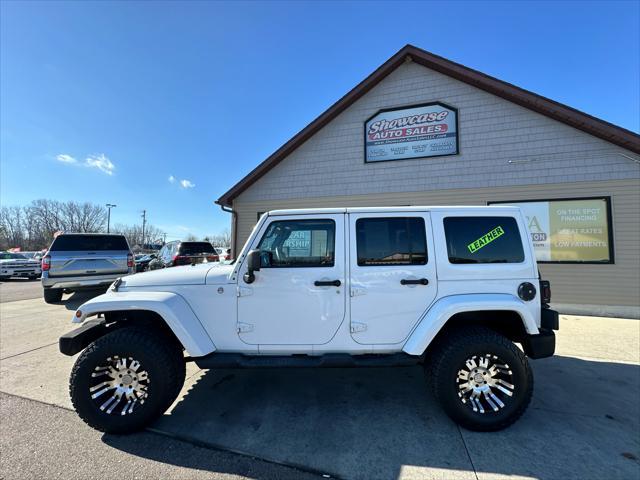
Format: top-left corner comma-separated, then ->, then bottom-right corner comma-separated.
365,103 -> 458,162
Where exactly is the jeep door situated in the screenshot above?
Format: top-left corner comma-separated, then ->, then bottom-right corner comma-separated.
237,214 -> 346,345
348,212 -> 437,344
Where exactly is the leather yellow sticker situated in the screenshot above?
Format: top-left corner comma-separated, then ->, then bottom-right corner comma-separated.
467,226 -> 505,253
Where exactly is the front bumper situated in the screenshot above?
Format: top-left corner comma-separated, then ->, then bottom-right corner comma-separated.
522,308 -> 559,359
59,318 -> 109,356
1,268 -> 41,277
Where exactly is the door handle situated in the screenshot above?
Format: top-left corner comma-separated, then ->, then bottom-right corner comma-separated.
314,280 -> 341,287
400,278 -> 429,286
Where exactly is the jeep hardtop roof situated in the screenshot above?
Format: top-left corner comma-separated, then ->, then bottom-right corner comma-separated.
266,205 -> 522,216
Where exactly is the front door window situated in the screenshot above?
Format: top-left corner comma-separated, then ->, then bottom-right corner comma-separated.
257,219 -> 335,268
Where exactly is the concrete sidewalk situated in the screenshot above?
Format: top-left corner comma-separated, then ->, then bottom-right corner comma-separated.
1,296 -> 639,479
0,392 -> 322,480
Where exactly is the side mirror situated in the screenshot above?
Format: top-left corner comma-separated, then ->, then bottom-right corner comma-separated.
243,249 -> 261,284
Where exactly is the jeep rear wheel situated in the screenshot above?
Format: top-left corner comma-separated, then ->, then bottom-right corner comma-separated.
430,327 -> 533,431
69,327 -> 185,434
43,288 -> 63,304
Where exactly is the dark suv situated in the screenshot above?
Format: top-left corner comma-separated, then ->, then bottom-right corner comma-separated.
150,241 -> 218,269
41,233 -> 133,303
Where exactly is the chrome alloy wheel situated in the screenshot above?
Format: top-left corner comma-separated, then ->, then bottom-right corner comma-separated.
89,356 -> 150,415
456,354 -> 515,414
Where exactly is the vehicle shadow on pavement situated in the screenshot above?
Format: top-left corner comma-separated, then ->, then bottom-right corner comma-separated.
106,356 -> 640,480
62,290 -> 106,310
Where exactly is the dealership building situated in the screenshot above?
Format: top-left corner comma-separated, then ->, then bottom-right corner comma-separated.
217,45 -> 640,313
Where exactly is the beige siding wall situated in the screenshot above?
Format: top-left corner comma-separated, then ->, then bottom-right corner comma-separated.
235,61 -> 639,203
233,179 -> 640,307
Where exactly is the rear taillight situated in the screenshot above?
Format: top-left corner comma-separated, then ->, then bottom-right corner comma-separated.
173,255 -> 187,265
540,280 -> 551,304
224,254 -> 230,261
127,253 -> 134,268
41,255 -> 51,271
207,255 -> 219,262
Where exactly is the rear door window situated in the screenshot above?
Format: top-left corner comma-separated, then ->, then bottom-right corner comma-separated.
50,235 -> 129,251
356,217 -> 427,266
443,217 -> 524,264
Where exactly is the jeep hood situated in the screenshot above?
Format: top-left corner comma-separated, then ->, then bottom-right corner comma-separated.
119,263 -> 234,287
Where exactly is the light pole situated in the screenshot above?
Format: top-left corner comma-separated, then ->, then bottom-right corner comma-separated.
141,210 -> 147,250
106,204 -> 117,233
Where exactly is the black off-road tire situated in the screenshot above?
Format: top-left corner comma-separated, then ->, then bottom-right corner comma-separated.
43,288 -> 63,304
429,326 -> 533,432
69,327 -> 185,434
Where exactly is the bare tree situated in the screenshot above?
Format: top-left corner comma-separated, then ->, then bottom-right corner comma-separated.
112,223 -> 164,250
0,199 -> 108,250
0,206 -> 25,249
209,229 -> 231,247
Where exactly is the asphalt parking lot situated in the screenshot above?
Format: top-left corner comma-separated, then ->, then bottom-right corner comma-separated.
1,285 -> 639,480
0,277 -> 43,302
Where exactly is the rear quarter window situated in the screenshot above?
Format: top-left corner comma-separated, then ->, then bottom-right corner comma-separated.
49,235 -> 130,251
443,216 -> 525,264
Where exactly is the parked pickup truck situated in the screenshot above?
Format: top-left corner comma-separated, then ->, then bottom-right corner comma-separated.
0,252 -> 42,280
42,233 -> 134,303
59,206 -> 558,434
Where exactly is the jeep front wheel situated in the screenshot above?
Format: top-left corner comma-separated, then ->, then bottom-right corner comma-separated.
430,327 -> 533,431
69,327 -> 185,434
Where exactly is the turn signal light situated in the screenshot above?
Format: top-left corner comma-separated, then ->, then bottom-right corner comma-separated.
42,255 -> 51,271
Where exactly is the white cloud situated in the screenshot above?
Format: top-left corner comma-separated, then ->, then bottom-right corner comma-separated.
180,179 -> 195,189
85,154 -> 115,175
168,175 -> 175,183
56,154 -> 77,164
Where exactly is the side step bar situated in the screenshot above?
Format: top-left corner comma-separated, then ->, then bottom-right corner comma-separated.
192,352 -> 422,369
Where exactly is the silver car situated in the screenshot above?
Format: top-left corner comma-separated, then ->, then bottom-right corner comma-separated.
41,233 -> 134,303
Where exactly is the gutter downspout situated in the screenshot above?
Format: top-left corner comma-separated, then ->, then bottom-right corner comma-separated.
217,202 -> 238,259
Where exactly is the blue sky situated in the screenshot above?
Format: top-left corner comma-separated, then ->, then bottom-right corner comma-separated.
1,1 -> 638,240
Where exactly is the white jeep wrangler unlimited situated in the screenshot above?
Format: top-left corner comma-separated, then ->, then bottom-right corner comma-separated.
60,206 -> 558,433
